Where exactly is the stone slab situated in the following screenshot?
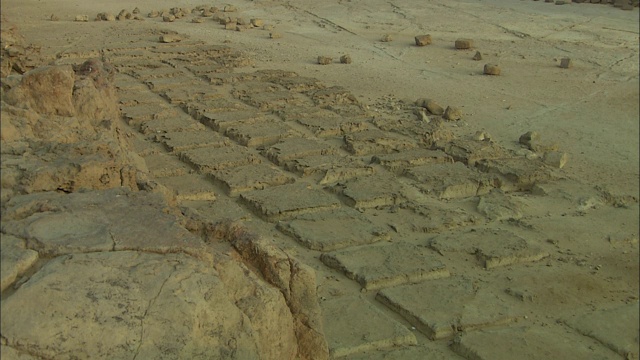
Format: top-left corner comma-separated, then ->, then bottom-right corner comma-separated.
440,139 -> 509,166
476,158 -> 557,191
263,137 -> 339,166
139,114 -> 206,135
476,189 -> 524,221
405,203 -> 480,233
143,153 -> 192,178
155,130 -> 231,152
156,174 -> 217,201
283,155 -> 367,178
321,296 -> 417,358
332,174 -> 406,209
180,145 -> 262,172
371,149 -> 453,174
347,343 -> 464,360
239,183 -> 341,222
120,104 -> 178,128
225,120 -> 301,147
182,99 -> 251,120
404,162 -> 493,199
160,85 -> 221,105
296,113 -> 369,137
243,91 -> 313,111
180,198 -> 251,224
199,110 -> 265,132
321,242 -> 450,290
276,208 -> 390,251
564,302 -> 639,359
308,86 -> 359,107
1,235 -> 39,292
428,228 -> 549,269
376,277 -> 521,340
271,76 -> 325,92
210,163 -> 296,196
344,129 -> 417,155
451,325 -> 621,360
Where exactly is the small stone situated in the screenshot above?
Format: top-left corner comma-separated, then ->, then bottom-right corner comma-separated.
317,56 -> 333,65
415,35 -> 432,46
163,14 -> 176,22
148,10 -> 160,18
416,98 -> 445,115
560,57 -> 572,69
483,64 -> 501,75
74,15 -> 89,22
50,14 -> 59,21
518,131 -> 540,148
340,55 -> 352,64
543,151 -> 569,168
455,38 -> 473,49
225,22 -> 237,30
473,131 -> 492,141
270,32 -> 282,39
160,34 -> 182,43
132,7 -> 140,14
224,5 -> 237,12
202,10 -> 214,17
381,34 -> 393,42
443,106 -> 462,121
132,14 -> 144,21
472,51 -> 483,61
251,18 -> 264,27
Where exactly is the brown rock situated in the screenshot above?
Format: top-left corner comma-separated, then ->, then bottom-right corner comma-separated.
483,64 -> 501,75
160,34 -> 182,43
148,10 -> 159,18
132,7 -> 140,14
415,34 -> 432,46
50,14 -> 59,21
317,56 -> 332,65
473,51 -> 483,61
251,18 -> 264,27
543,151 -> 569,168
163,14 -> 175,22
560,57 -> 573,68
416,98 -> 445,115
443,106 -> 463,121
381,34 -> 393,42
4,65 -> 76,116
455,38 -> 473,49
340,55 -> 352,64
519,131 -> 541,148
74,15 -> 89,22
224,5 -> 238,12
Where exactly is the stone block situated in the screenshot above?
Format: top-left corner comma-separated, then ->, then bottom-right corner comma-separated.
344,129 -> 417,155
180,145 -> 262,172
210,163 -> 296,195
371,149 -> 452,174
263,137 -> 339,165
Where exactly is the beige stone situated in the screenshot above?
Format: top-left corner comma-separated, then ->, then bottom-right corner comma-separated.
415,34 -> 432,46
455,38 -> 473,49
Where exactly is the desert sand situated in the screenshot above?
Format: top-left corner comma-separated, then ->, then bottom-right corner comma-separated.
1,0 -> 638,359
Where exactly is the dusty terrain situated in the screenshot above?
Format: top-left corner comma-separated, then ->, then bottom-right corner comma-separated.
1,0 -> 639,359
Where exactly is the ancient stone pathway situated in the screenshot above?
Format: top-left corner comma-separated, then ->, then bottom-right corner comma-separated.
43,24 -> 639,359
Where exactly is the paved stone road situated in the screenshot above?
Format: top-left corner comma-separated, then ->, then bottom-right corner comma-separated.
54,24 -> 637,359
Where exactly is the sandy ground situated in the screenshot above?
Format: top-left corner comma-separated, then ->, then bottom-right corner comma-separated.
1,0 -> 639,358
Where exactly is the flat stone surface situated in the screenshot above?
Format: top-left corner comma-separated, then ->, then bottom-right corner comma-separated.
144,76 -> 194,91
1,345 -> 40,359
371,149 -> 453,174
210,163 -> 296,195
160,85 -> 221,105
180,145 -> 262,172
347,343 -> 465,360
283,154 -> 365,177
451,325 -> 621,360
139,113 -> 206,135
242,91 -> 313,111
276,208 -> 390,251
184,99 -> 251,121
225,119 -> 301,147
321,296 -> 417,358
155,130 -> 231,152
199,110 -> 265,132
239,183 -> 341,221
404,162 -> 493,199
263,137 -> 339,166
181,198 -> 251,223
0,251 -> 261,359
0,235 -> 39,292
1,189 -> 207,259
332,173 -> 406,209
120,103 -> 178,127
441,139 -> 509,166
428,228 -> 549,269
564,302 -> 639,359
143,152 -> 193,178
376,277 -> 521,340
321,242 -> 450,290
476,158 -> 557,191
344,129 -> 417,155
295,112 -> 369,137
405,203 -> 480,233
476,189 -> 524,221
318,165 -> 376,186
156,174 -> 217,201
